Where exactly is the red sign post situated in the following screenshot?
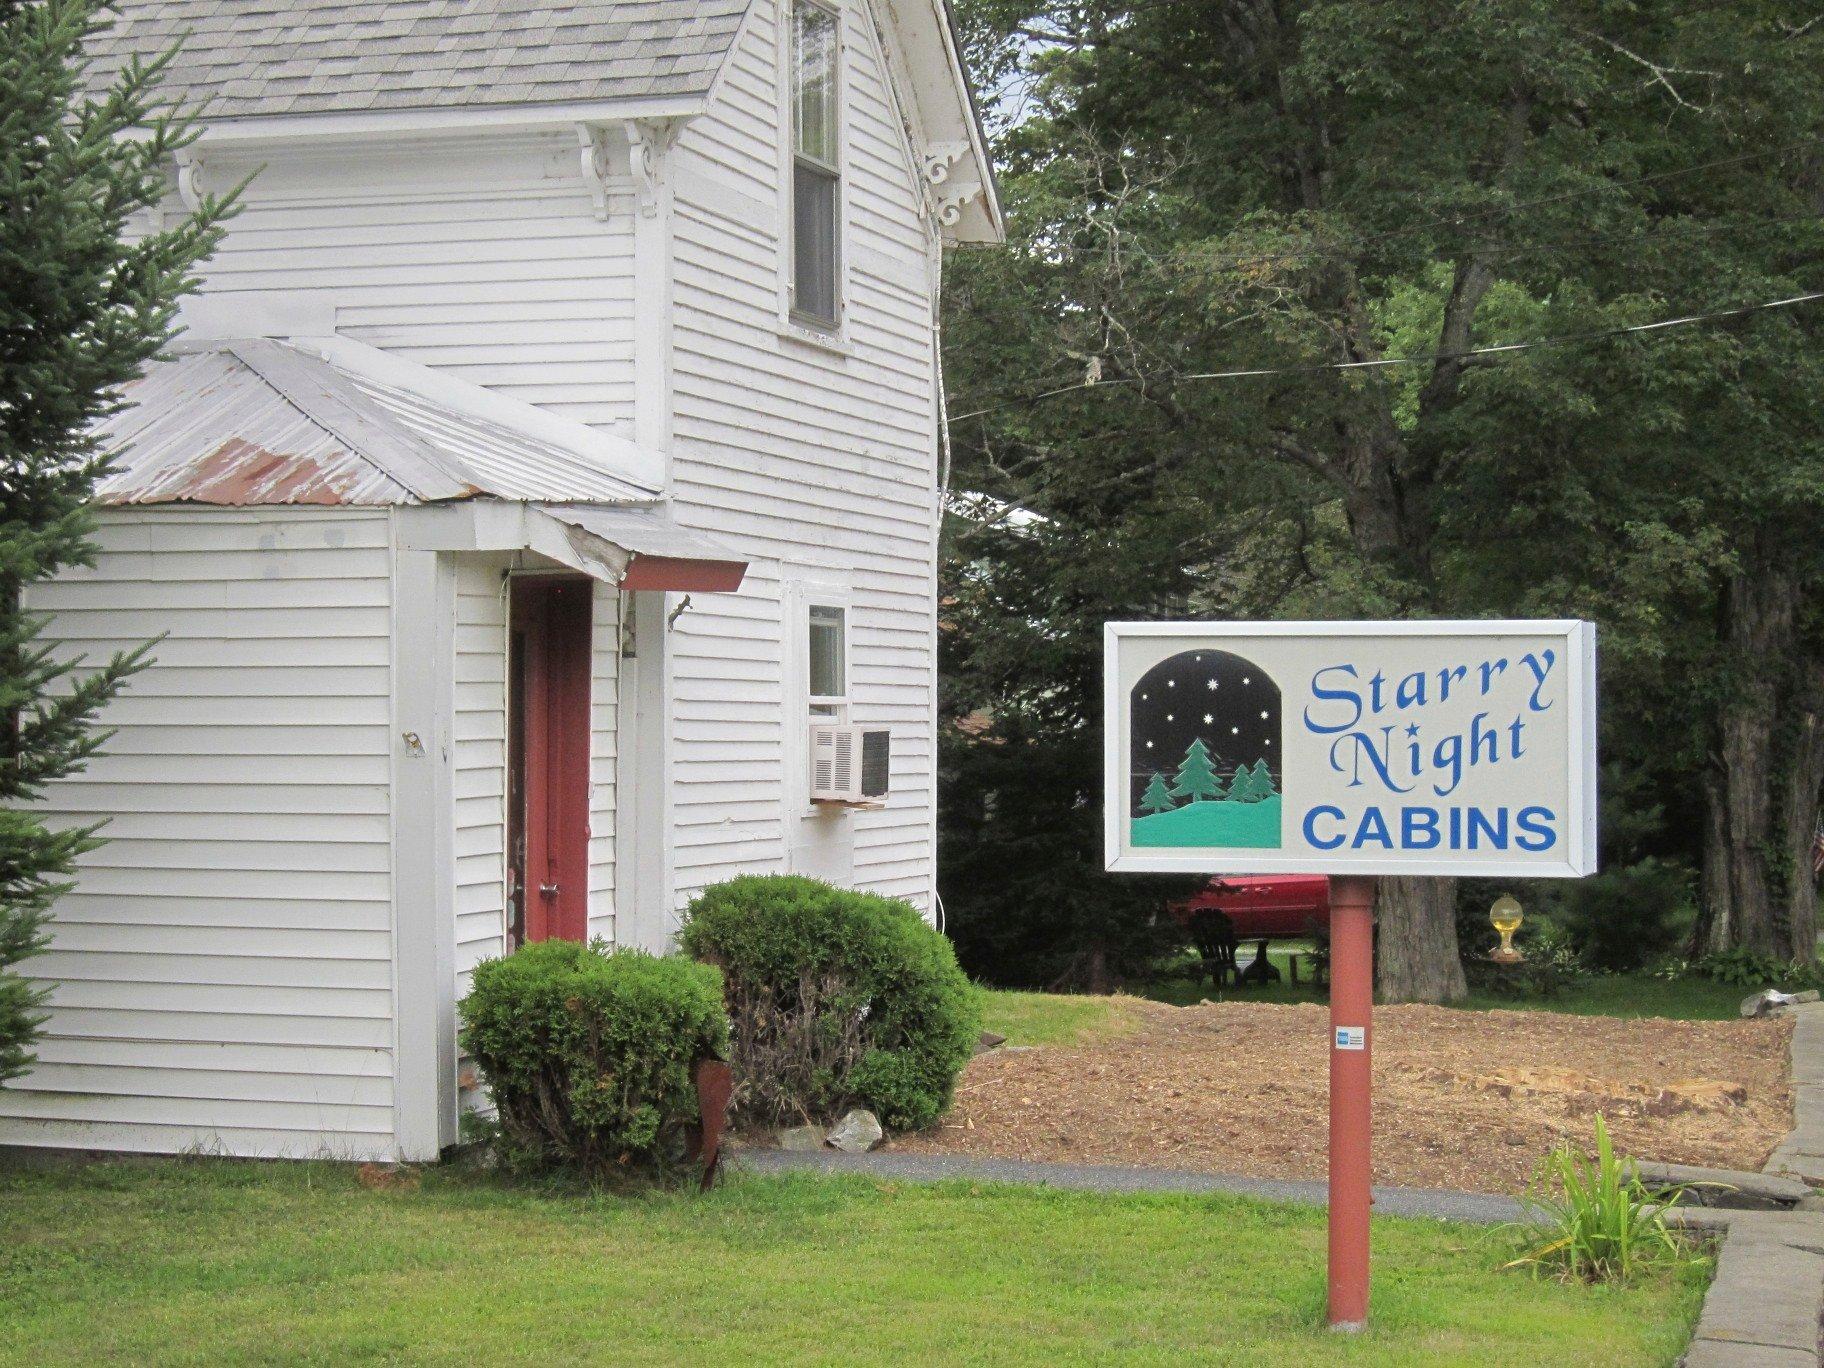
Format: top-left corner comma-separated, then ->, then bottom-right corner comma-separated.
1325,875 -> 1376,1331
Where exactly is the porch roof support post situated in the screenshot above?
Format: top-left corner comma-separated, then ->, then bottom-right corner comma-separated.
390,543 -> 459,1159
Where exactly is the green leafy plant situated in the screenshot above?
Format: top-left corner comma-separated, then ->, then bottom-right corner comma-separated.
1695,946 -> 1824,991
458,940 -> 728,1179
1507,1115 -> 1695,1285
679,875 -> 981,1132
1466,924 -> 1586,1000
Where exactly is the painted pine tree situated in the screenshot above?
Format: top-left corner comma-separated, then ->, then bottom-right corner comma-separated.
0,2 -> 230,1084
1250,759 -> 1276,799
1226,764 -> 1257,802
1139,772 -> 1175,814
1171,738 -> 1223,802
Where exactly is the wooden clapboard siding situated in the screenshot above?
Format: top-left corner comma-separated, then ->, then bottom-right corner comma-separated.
667,0 -> 940,909
0,508 -> 398,1159
186,135 -> 636,436
453,555 -> 509,1003
588,585 -> 620,942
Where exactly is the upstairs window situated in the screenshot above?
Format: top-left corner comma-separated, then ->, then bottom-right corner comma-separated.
791,0 -> 841,327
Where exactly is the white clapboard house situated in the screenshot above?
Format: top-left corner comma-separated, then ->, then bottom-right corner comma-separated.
0,0 -> 998,1162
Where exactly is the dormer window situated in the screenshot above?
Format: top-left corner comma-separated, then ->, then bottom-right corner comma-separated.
790,0 -> 841,328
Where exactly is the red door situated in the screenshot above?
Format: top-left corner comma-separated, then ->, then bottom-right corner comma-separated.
507,577 -> 593,947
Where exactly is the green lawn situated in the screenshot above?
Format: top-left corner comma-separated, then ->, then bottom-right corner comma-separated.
979,986 -> 1144,1045
0,1159 -> 1705,1367
1126,956 -> 1756,1020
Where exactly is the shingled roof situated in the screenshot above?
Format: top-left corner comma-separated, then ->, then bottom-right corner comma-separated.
81,0 -> 753,120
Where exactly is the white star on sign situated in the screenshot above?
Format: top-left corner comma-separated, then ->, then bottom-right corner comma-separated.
1206,679 -> 1217,690
1203,713 -> 1214,725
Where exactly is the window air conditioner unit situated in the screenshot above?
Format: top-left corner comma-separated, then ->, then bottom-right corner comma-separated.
810,723 -> 890,806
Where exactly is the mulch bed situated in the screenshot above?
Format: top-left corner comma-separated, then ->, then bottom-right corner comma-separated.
895,999 -> 1794,1193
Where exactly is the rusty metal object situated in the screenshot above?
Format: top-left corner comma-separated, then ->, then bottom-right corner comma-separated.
691,1058 -> 734,1192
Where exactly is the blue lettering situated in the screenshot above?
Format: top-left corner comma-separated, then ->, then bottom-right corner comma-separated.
1401,807 -> 1440,849
1304,805 -> 1347,849
1304,665 -> 1362,734
1353,808 -> 1394,849
1467,806 -> 1509,849
1516,806 -> 1557,851
1520,649 -> 1557,712
1328,727 -> 1414,793
1431,733 -> 1463,797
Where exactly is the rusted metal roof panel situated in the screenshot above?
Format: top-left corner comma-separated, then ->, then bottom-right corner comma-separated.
93,341 -> 655,508
94,348 -> 418,506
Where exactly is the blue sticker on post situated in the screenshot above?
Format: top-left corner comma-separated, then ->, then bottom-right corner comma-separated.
1334,1026 -> 1365,1051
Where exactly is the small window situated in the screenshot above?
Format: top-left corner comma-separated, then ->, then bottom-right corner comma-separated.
808,604 -> 847,718
790,0 -> 841,327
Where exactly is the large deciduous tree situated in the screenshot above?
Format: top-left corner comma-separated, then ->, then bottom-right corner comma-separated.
942,0 -> 1824,995
0,1 -> 227,1082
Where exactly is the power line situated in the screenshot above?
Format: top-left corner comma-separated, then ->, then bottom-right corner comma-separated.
946,290 -> 1824,424
1014,151 -> 1817,275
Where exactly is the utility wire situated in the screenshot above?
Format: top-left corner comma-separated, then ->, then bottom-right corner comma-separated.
1011,141 -> 1814,274
946,290 -> 1824,424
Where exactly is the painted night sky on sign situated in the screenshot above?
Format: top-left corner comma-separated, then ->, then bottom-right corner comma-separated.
1128,650 -> 1282,849
1106,623 -> 1598,876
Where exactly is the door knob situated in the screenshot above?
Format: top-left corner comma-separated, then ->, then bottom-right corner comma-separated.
540,883 -> 560,897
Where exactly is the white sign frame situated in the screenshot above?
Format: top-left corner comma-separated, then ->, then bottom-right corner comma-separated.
1103,619 -> 1597,878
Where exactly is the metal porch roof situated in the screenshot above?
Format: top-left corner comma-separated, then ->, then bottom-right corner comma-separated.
94,339 -> 659,507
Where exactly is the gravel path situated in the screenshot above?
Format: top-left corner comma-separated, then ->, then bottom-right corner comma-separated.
734,1146 -> 1525,1224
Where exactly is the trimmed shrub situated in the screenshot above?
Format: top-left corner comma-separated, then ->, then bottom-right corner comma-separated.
679,875 -> 981,1132
458,939 -> 728,1178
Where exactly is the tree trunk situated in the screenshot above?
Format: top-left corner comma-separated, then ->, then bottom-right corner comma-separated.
1693,570 -> 1823,961
1374,876 -> 1467,1003
1779,690 -> 1824,963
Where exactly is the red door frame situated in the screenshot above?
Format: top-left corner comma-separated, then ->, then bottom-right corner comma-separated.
507,576 -> 593,945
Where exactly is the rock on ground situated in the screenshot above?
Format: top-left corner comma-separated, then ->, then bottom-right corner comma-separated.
827,1109 -> 884,1153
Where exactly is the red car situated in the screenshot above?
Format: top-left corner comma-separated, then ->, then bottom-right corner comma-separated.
1167,874 -> 1331,987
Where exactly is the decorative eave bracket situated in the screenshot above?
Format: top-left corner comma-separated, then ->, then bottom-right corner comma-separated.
921,140 -> 981,230
624,117 -> 682,218
575,123 -> 614,220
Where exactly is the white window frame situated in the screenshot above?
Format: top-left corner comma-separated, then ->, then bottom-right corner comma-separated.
778,0 -> 848,343
784,569 -> 854,816
807,602 -> 850,721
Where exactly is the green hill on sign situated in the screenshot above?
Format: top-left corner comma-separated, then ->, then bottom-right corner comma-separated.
1131,794 -> 1282,849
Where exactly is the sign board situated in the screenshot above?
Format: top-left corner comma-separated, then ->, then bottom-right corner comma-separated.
1104,620 -> 1596,877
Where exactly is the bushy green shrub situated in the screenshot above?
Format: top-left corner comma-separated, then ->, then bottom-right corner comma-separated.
1555,859 -> 1695,972
458,940 -> 728,1178
679,875 -> 981,1132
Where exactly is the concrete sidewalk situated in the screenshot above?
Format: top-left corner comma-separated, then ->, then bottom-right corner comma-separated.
1680,1001 -> 1824,1366
734,1146 -> 1524,1223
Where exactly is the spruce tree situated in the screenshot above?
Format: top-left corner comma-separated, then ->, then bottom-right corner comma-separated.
1139,771 -> 1174,815
1226,764 -> 1256,803
1170,738 -> 1222,802
1250,759 -> 1276,800
0,2 -> 228,1083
